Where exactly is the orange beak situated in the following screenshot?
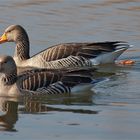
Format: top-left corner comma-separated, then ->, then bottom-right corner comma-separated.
0,33 -> 8,44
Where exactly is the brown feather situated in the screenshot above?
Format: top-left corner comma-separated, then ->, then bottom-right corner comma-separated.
37,41 -> 127,61
18,67 -> 96,91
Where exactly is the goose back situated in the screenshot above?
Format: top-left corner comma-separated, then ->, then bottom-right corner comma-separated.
37,41 -> 127,61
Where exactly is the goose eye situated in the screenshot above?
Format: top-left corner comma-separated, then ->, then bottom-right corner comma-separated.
6,30 -> 12,33
3,61 -> 7,64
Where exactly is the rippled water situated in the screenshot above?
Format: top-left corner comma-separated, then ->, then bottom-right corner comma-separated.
0,0 -> 140,140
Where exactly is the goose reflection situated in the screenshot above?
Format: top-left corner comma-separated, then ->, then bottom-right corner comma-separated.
0,90 -> 99,133
0,97 -> 18,131
19,90 -> 98,114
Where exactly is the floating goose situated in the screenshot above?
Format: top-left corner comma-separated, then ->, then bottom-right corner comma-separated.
0,25 -> 130,68
0,55 -> 104,97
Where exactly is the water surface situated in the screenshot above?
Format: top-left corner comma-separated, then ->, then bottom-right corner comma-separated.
0,0 -> 140,140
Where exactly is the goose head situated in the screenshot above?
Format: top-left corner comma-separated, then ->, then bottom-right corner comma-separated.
0,25 -> 29,44
0,55 -> 17,75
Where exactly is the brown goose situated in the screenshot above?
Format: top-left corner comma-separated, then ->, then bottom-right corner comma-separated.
0,25 -> 129,68
0,55 -> 104,97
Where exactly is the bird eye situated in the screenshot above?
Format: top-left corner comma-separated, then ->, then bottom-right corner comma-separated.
7,30 -> 12,33
3,61 -> 7,64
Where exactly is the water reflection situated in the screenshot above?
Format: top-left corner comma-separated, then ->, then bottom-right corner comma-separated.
19,90 -> 97,114
0,97 -> 18,132
0,67 -> 115,132
0,90 -> 98,132
19,97 -> 98,114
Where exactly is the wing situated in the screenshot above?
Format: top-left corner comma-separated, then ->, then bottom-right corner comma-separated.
32,41 -> 128,61
54,67 -> 96,87
36,82 -> 71,95
21,82 -> 71,96
76,41 -> 128,58
18,69 -> 62,91
41,56 -> 92,69
17,67 -> 96,92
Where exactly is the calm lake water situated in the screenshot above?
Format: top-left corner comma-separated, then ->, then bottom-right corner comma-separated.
0,0 -> 140,140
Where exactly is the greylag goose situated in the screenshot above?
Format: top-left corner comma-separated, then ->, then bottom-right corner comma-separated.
0,55 -> 104,97
0,25 -> 130,68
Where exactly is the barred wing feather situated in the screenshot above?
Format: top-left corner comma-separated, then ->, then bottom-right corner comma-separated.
18,67 -> 96,92
18,69 -> 62,91
38,41 -> 128,61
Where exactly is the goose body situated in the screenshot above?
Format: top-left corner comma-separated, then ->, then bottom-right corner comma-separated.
0,55 -> 103,97
0,25 -> 129,68
14,55 -> 92,69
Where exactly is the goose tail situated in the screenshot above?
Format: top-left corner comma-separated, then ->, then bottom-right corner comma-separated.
90,42 -> 130,65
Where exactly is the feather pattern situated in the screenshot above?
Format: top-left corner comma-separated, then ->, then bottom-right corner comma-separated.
36,82 -> 71,95
1,73 -> 17,86
0,55 -> 99,96
39,55 -> 92,69
18,67 -> 95,91
39,41 -> 128,60
0,25 -> 130,68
